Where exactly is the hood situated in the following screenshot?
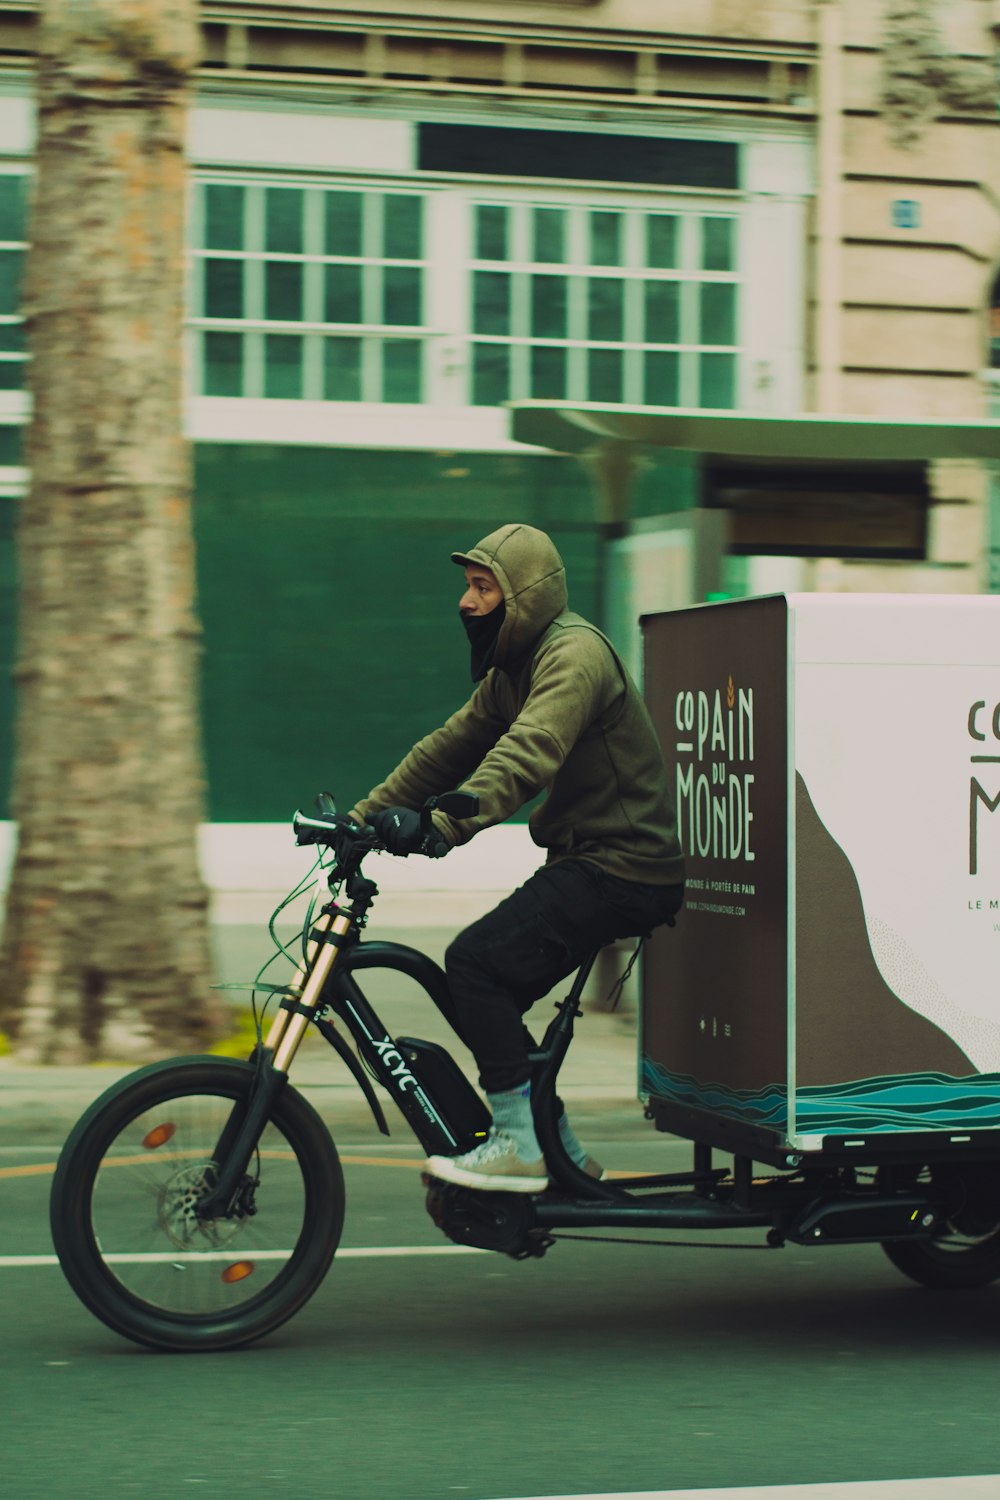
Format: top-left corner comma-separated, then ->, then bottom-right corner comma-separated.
452,523 -> 567,672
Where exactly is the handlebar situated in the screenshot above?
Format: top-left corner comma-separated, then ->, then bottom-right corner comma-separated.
291,807 -> 375,852
292,788 -> 480,864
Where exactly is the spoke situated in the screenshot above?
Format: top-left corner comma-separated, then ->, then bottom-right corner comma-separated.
87,1090 -> 308,1315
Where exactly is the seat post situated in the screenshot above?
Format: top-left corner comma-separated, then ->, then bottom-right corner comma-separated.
535,946 -> 603,1081
532,945 -> 627,1202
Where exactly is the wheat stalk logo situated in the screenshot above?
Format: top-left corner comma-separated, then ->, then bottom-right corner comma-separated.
727,674 -> 735,710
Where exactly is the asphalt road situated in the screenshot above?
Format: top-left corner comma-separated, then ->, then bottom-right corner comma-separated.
3,1126 -> 1000,1500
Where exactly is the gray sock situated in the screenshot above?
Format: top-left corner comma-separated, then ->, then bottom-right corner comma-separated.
557,1110 -> 589,1169
487,1084 -> 543,1163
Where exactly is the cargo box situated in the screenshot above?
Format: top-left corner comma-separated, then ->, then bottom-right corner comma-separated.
641,594 -> 1000,1159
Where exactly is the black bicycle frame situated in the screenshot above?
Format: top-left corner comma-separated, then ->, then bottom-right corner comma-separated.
196,880 -> 962,1251
323,945 -> 492,1156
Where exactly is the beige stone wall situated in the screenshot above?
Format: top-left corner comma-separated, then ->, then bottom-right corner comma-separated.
819,0 -> 1000,589
246,1 -> 817,45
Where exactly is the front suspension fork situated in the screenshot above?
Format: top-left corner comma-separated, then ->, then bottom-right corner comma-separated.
197,898 -> 360,1219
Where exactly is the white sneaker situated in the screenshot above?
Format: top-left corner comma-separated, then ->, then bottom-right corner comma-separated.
427,1128 -> 549,1194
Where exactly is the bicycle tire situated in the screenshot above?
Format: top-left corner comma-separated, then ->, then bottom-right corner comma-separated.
881,1230 -> 1000,1290
50,1056 -> 345,1352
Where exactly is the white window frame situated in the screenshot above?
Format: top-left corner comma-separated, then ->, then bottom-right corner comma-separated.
187,168 -> 808,453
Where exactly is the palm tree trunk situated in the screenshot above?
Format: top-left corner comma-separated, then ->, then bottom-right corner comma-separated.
0,0 -> 223,1062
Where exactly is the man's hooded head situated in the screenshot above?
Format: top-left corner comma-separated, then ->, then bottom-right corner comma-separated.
453,524 -> 568,681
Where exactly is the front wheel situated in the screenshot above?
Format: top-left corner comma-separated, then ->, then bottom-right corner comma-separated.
50,1056 -> 345,1351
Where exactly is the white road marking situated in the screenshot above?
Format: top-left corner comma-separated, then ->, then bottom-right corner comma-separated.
0,1244 -> 485,1268
495,1482 -> 1000,1500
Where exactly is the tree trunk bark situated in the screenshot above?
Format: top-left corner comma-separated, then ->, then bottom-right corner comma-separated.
0,0 -> 223,1062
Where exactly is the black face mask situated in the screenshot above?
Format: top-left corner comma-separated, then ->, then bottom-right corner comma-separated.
461,601 -> 506,683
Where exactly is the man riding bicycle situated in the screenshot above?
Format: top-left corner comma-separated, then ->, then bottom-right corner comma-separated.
352,523 -> 684,1192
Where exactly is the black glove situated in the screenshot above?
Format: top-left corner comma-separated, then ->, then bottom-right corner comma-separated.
367,805 -> 424,855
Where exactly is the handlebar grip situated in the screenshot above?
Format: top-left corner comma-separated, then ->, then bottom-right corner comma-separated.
420,834 -> 450,860
315,791 -> 337,818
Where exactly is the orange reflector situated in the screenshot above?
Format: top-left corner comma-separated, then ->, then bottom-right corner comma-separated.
142,1123 -> 177,1150
220,1261 -> 255,1285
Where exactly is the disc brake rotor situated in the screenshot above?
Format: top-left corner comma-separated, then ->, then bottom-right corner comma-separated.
157,1161 -> 246,1251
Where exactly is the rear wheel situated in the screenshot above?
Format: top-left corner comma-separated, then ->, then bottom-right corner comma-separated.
880,1161 -> 1000,1290
50,1056 -> 345,1351
882,1229 -> 1000,1290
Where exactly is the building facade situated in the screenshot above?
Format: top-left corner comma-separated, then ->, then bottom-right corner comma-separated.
0,1 -> 998,844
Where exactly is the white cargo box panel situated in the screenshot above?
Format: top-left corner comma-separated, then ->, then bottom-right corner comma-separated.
641,594 -> 1000,1155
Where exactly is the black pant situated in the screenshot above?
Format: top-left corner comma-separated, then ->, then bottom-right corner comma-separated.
444,858 -> 683,1094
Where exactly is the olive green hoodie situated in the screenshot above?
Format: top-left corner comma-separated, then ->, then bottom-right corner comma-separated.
354,523 -> 684,886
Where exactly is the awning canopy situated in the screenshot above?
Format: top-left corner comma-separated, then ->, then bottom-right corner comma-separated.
509,401 -> 1000,463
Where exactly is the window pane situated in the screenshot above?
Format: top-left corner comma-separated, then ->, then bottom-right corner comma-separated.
474,271 -> 510,335
647,216 -> 678,269
266,188 -> 304,254
0,250 -> 23,317
644,351 -> 680,406
383,266 -> 421,326
700,352 -> 736,408
588,349 -> 622,403
590,212 -> 623,267
324,337 -> 362,401
700,282 -> 737,345
476,205 -> 509,261
203,331 -> 243,396
264,334 -> 302,398
0,360 -> 23,391
384,195 -> 423,259
325,264 -> 363,323
0,321 -> 23,354
531,345 -> 566,398
265,260 -> 303,322
531,275 -> 566,339
326,192 -> 363,257
204,184 -> 244,251
472,342 -> 509,406
644,281 -> 680,343
588,278 -> 623,342
701,217 -> 735,272
203,258 -> 243,319
532,208 -> 566,264
0,425 -> 21,463
383,339 -> 421,403
0,175 -> 26,241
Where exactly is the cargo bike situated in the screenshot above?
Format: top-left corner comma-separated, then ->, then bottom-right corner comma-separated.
49,594 -> 1000,1351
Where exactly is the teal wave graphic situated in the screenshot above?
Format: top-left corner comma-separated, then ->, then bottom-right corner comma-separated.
642,1059 -> 788,1128
796,1072 -> 1000,1135
643,1060 -> 1000,1137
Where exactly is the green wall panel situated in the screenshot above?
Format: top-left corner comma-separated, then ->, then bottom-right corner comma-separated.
631,450 -> 700,518
193,443 -> 601,821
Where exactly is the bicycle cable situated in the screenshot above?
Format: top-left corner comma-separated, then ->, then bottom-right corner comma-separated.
238,853 -> 327,1070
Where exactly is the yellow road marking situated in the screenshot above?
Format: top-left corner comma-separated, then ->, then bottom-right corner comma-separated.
0,1152 -> 427,1181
